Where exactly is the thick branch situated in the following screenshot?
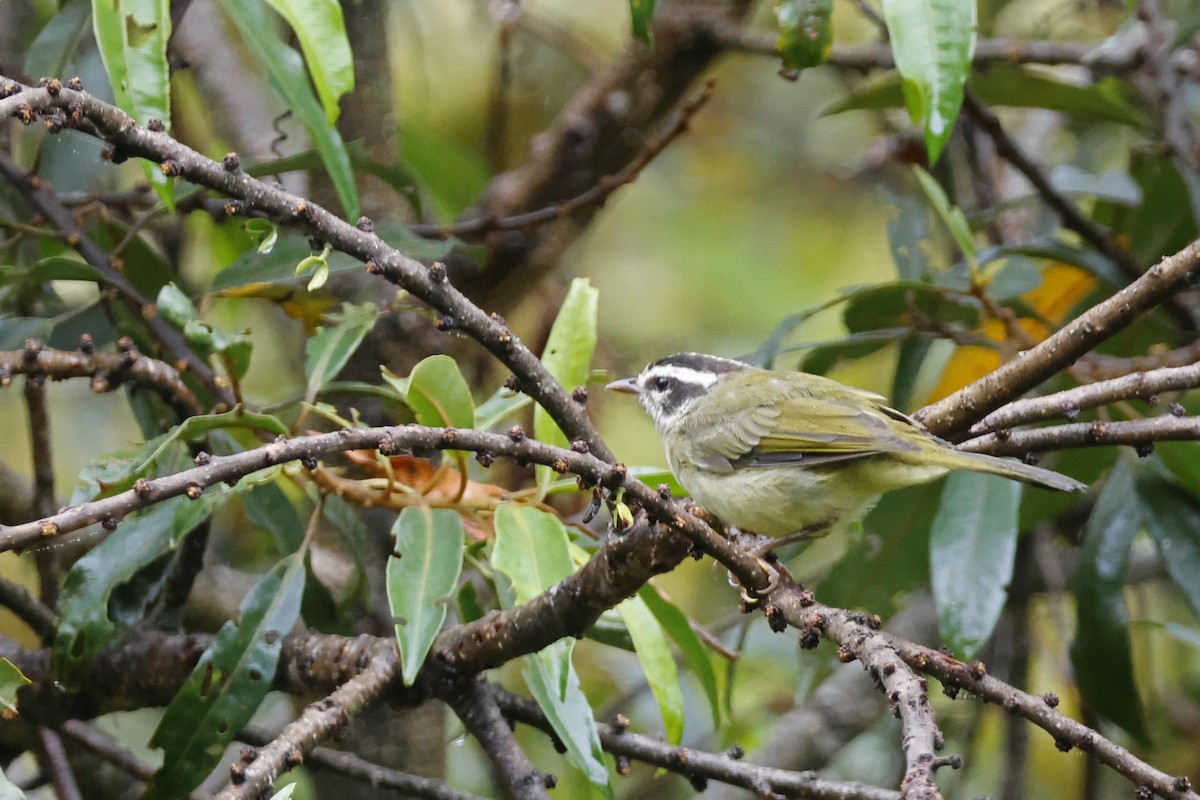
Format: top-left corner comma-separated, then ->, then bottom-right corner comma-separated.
0,344 -> 204,418
915,238 -> 1200,437
213,642 -> 399,800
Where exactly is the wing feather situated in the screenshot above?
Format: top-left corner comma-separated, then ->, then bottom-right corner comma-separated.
675,370 -> 922,472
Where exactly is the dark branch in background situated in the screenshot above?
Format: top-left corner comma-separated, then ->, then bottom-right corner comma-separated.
970,361 -> 1200,433
36,727 -> 82,800
0,574 -> 57,643
58,719 -> 155,784
465,0 -> 754,309
445,679 -> 553,800
0,343 -> 204,418
494,688 -> 902,800
23,367 -> 59,610
411,82 -> 715,243
961,94 -> 1160,288
705,21 -> 1144,73
960,414 -> 1200,456
915,238 -> 1200,437
0,78 -> 611,465
237,724 -> 487,800
212,641 -> 399,800
1138,0 -> 1199,168
0,150 -> 234,409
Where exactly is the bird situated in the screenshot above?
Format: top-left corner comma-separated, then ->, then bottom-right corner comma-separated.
607,352 -> 1085,546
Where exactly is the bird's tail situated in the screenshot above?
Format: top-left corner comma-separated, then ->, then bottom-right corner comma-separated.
945,449 -> 1087,492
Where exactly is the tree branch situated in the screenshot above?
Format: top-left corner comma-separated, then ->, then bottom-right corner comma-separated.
959,414 -> 1200,456
915,237 -> 1200,437
969,362 -> 1200,434
445,679 -> 552,800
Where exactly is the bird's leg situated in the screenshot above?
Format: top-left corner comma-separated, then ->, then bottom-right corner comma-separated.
753,520 -> 835,556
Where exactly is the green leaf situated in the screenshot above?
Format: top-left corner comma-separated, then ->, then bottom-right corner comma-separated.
156,283 -> 199,328
381,354 -> 475,429
614,594 -> 683,744
0,658 -> 31,718
146,554 -> 306,799
386,507 -> 465,685
638,584 -> 720,727
473,384 -> 532,431
91,0 -> 175,208
629,0 -> 656,43
970,67 -> 1146,128
534,279 -> 598,495
492,505 -> 574,605
929,472 -> 1019,659
399,121 -> 490,222
912,166 -> 976,263
304,302 -> 381,403
842,280 -> 978,333
492,505 -> 610,793
261,0 -> 354,125
1069,458 -> 1147,741
883,185 -> 934,282
820,482 -> 939,616
243,481 -> 305,553
826,67 -> 1147,129
776,0 -> 833,70
1135,460 -> 1200,619
0,317 -> 53,350
218,0 -> 359,218
25,0 -> 92,92
881,0 -> 976,164
0,769 -> 26,800
53,494 -> 220,688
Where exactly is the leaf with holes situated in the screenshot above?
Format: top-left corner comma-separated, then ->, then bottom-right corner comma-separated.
145,554 -> 306,799
387,507 -> 465,685
0,659 -> 30,719
53,494 -> 222,689
776,0 -> 832,70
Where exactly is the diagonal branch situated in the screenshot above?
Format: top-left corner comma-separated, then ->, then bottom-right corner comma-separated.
446,679 -> 552,800
915,237 -> 1200,437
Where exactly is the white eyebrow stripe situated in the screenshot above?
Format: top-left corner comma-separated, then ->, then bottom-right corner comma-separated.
641,365 -> 720,388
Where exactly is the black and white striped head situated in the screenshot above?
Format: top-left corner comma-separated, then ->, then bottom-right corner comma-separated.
607,353 -> 750,428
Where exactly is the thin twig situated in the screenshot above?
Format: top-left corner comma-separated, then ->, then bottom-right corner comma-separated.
970,361 -> 1200,433
0,149 -> 233,408
37,727 -> 83,800
496,688 -> 902,800
410,81 -> 715,242
959,414 -> 1200,456
58,719 -> 155,782
238,724 -> 486,800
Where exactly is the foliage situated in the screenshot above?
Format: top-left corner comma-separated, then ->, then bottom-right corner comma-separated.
1,1 -> 1199,799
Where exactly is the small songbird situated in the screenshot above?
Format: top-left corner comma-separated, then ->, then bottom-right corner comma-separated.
608,353 -> 1085,543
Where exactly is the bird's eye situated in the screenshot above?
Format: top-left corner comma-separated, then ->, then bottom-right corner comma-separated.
653,376 -> 671,391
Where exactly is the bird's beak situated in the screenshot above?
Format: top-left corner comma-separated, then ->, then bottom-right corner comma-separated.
606,377 -> 640,395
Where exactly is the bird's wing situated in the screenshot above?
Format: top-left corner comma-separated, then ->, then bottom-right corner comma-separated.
682,372 -> 921,472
